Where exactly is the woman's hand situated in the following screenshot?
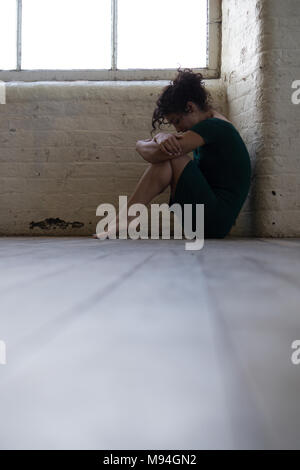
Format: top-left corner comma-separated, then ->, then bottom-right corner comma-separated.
154,132 -> 184,157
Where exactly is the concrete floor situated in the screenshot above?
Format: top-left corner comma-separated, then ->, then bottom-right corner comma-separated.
0,236 -> 300,450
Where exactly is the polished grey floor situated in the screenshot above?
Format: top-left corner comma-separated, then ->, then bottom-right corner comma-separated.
0,236 -> 300,450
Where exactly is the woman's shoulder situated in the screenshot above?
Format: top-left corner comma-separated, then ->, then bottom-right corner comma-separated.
206,118 -> 238,136
207,118 -> 235,129
190,110 -> 236,131
190,116 -> 236,136
210,111 -> 233,125
204,116 -> 241,137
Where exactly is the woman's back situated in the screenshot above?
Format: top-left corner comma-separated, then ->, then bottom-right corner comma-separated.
190,117 -> 252,226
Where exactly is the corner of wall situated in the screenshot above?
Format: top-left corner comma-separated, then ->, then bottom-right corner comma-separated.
220,0 -> 300,237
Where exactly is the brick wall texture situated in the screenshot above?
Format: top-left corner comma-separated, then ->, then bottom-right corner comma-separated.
0,0 -> 299,237
222,0 -> 300,236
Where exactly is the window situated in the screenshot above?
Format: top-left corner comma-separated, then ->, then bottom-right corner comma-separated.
0,0 -> 221,81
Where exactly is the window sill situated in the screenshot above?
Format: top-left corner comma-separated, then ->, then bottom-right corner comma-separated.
0,68 -> 220,83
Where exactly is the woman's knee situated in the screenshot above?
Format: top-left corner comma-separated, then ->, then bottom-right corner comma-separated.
170,154 -> 192,171
146,160 -> 173,195
149,160 -> 172,183
170,154 -> 192,189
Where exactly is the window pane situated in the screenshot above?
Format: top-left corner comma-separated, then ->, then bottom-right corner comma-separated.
22,0 -> 111,69
118,0 -> 207,69
0,0 -> 17,70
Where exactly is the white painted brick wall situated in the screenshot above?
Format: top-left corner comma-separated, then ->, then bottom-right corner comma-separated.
0,80 -> 227,235
222,0 -> 300,236
1,0 -> 299,237
260,0 -> 300,236
221,0 -> 265,236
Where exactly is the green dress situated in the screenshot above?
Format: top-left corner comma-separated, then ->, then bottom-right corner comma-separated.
168,117 -> 252,238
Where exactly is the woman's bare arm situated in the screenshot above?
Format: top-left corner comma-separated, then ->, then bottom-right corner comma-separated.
136,130 -> 205,164
135,138 -> 180,164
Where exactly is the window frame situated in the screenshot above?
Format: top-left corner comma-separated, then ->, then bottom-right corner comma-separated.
0,0 -> 222,82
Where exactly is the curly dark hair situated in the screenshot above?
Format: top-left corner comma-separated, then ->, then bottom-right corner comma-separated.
151,67 -> 213,137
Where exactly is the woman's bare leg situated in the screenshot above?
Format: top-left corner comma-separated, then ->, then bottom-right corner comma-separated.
93,160 -> 173,238
93,154 -> 192,238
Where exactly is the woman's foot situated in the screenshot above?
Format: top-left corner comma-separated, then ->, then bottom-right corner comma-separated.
92,221 -> 119,239
92,215 -> 140,239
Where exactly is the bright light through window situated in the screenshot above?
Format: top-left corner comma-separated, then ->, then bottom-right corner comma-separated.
0,0 -> 17,70
118,0 -> 207,69
0,0 -> 209,72
22,0 -> 111,69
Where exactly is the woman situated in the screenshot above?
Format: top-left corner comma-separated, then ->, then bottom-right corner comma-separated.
93,68 -> 251,239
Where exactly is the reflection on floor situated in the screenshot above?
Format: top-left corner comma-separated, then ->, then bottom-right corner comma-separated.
0,236 -> 300,450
